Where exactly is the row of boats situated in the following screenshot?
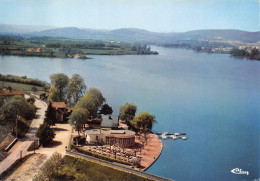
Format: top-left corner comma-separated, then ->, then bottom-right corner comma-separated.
156,132 -> 188,140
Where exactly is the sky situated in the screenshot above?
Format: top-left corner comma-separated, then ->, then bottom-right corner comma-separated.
0,0 -> 259,32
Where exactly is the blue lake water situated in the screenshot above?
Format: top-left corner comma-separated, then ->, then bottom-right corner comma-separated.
0,47 -> 259,181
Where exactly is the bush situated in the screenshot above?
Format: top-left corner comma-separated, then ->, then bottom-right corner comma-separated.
27,97 -> 36,104
31,87 -> 38,92
33,152 -> 63,181
36,124 -> 55,146
27,140 -> 40,151
73,136 -> 86,145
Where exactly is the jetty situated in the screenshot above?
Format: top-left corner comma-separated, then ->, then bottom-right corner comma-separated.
156,132 -> 188,140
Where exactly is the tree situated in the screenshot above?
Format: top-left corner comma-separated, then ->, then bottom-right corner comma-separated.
0,96 -> 36,131
48,86 -> 60,102
98,103 -> 113,115
0,96 -> 6,107
250,48 -> 260,59
119,103 -> 137,124
49,152 -> 63,175
36,124 -> 55,146
69,107 -> 89,135
31,86 -> 38,92
75,88 -> 105,118
33,152 -> 63,181
132,111 -> 156,145
50,73 -> 69,102
133,111 -> 156,132
44,103 -> 57,126
27,96 -> 36,104
230,48 -> 247,57
67,74 -> 87,106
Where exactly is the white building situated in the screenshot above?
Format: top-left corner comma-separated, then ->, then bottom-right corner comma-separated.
85,129 -> 135,147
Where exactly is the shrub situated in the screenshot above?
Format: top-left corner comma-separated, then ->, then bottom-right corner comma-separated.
36,124 -> 55,146
31,87 -> 38,92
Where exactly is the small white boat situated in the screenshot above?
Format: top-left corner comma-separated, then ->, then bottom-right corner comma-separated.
161,134 -> 167,139
170,135 -> 178,140
181,136 -> 188,140
175,133 -> 180,136
160,132 -> 168,139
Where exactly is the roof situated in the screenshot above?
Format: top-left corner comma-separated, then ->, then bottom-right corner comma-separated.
90,117 -> 102,123
51,102 -> 67,109
86,129 -> 135,136
0,89 -> 24,96
101,115 -> 118,128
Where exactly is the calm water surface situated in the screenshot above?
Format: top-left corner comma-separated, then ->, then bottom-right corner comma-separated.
0,47 -> 259,181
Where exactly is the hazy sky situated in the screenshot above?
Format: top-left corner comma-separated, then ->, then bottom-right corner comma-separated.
0,0 -> 259,32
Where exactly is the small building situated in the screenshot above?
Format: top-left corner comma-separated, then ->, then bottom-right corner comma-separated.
35,48 -> 41,52
87,114 -> 119,129
74,54 -> 87,59
26,48 -> 35,52
51,102 -> 68,122
0,89 -> 24,97
101,115 -> 118,128
85,129 -> 135,147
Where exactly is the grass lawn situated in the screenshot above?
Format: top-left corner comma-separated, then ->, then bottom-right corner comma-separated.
80,48 -> 136,55
53,155 -> 153,181
0,81 -> 45,91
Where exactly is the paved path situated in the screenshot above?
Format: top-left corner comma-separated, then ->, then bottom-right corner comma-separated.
0,98 -> 47,175
66,150 -> 173,181
4,123 -> 72,181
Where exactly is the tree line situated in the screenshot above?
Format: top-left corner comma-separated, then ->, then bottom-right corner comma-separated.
0,74 -> 48,88
230,48 -> 260,60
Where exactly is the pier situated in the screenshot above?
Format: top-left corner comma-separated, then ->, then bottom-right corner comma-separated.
156,132 -> 188,140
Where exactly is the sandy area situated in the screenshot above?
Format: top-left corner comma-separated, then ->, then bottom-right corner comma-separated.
35,123 -> 72,157
5,154 -> 47,181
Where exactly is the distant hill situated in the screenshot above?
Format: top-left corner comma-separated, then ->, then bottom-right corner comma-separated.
0,24 -> 259,43
33,27 -> 108,39
172,29 -> 260,43
0,24 -> 56,34
32,27 -> 260,43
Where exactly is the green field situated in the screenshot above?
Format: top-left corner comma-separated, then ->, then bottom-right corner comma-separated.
0,36 -> 158,58
0,81 -> 45,91
53,155 -> 153,181
79,48 -> 137,55
0,40 -> 67,58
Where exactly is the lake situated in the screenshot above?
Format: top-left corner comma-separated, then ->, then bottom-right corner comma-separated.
0,46 -> 259,181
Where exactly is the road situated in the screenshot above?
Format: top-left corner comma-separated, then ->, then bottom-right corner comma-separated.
0,98 -> 47,175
